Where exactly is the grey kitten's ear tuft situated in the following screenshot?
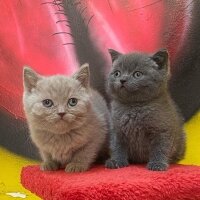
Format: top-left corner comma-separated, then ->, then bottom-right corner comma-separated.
73,63 -> 90,88
108,49 -> 122,62
23,66 -> 40,92
151,49 -> 169,69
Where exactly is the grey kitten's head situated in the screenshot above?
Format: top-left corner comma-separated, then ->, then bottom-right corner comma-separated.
107,49 -> 169,103
23,64 -> 91,134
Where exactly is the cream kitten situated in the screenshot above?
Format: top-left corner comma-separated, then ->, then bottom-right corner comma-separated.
23,64 -> 109,172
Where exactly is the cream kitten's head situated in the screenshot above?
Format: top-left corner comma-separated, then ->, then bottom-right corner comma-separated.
23,64 -> 91,134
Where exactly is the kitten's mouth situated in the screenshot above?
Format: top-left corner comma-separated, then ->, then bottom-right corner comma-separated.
120,85 -> 126,89
60,118 -> 67,122
54,118 -> 66,123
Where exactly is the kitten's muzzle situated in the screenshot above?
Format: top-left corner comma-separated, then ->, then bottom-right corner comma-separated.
120,79 -> 127,89
57,112 -> 66,119
120,79 -> 127,85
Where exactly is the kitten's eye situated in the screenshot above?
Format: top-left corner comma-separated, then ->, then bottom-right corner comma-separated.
114,70 -> 121,78
42,99 -> 54,108
133,71 -> 143,78
68,98 -> 78,107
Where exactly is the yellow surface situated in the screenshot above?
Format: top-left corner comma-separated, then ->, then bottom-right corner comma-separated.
180,110 -> 200,165
0,147 -> 40,200
0,111 -> 199,199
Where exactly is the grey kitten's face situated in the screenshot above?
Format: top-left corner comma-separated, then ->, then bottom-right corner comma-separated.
108,49 -> 169,102
23,64 -> 91,134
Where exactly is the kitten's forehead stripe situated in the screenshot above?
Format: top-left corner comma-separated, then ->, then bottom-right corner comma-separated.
114,53 -> 156,73
36,76 -> 82,104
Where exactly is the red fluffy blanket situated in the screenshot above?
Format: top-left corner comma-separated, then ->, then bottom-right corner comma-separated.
21,165 -> 200,200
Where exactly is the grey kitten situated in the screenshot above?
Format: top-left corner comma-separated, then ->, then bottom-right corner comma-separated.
23,64 -> 109,172
105,49 -> 186,171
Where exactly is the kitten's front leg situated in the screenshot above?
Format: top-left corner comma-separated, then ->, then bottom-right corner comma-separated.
147,132 -> 172,171
40,151 -> 60,171
65,144 -> 96,173
105,133 -> 129,169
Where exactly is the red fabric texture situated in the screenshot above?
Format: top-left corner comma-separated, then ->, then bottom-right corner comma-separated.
21,165 -> 200,200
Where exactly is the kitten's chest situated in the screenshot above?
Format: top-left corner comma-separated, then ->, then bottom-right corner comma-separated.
34,131 -> 87,163
113,105 -> 151,136
48,135 -> 72,162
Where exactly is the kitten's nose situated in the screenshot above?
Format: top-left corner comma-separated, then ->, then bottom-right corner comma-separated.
58,112 -> 66,118
120,79 -> 126,84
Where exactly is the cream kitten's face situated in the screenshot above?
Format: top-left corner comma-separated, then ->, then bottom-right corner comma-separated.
23,64 -> 91,134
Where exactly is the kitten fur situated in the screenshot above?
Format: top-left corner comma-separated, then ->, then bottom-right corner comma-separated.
23,64 -> 109,172
105,49 -> 186,171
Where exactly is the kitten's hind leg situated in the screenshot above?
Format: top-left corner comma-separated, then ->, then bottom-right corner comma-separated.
105,133 -> 129,169
40,151 -> 60,171
171,131 -> 186,163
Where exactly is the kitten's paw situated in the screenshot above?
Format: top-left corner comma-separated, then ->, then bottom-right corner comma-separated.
40,161 -> 60,171
147,162 -> 168,171
65,162 -> 89,173
105,159 -> 129,169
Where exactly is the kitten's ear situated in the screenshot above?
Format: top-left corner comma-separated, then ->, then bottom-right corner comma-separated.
108,49 -> 122,62
73,63 -> 90,88
151,49 -> 169,69
23,66 -> 40,92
